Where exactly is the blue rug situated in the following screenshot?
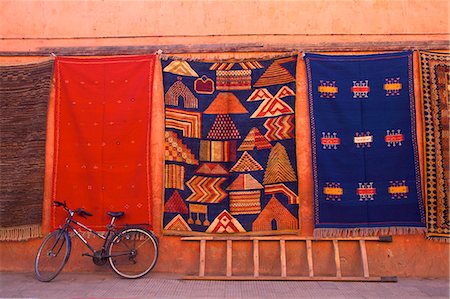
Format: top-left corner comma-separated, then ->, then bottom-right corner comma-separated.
305,51 -> 425,237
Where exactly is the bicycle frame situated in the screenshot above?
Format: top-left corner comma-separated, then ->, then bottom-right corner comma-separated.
60,210 -> 116,256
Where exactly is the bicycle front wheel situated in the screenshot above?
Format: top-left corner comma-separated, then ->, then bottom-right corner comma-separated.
35,229 -> 71,282
107,227 -> 158,279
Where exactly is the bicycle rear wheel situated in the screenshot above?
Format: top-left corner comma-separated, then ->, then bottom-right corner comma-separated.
107,227 -> 158,279
35,229 -> 71,282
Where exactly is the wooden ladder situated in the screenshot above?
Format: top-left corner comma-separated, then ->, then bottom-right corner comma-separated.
181,235 -> 397,282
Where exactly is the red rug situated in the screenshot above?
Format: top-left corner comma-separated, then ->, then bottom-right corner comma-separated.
52,56 -> 155,230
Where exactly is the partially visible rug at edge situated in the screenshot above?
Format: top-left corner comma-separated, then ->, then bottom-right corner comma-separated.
420,51 -> 449,242
52,56 -> 155,230
305,51 -> 425,237
0,60 -> 54,240
162,55 -> 299,234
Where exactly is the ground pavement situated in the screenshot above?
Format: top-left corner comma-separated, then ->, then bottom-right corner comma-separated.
0,272 -> 449,299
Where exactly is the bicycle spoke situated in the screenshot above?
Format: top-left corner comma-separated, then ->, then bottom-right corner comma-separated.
35,230 -> 70,282
108,228 -> 158,279
134,238 -> 151,250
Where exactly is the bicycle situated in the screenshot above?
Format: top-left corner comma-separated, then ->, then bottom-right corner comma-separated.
35,200 -> 159,282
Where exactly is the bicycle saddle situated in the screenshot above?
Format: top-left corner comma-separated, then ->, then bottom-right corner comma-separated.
107,211 -> 124,218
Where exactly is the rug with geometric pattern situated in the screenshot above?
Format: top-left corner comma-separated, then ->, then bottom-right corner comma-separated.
162,56 -> 299,234
420,51 -> 449,242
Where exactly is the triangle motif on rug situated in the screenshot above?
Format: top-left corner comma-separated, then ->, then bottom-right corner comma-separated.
195,163 -> 230,176
204,92 -> 248,114
226,173 -> 264,190
238,127 -> 272,151
164,214 -> 192,231
206,114 -> 241,140
230,151 -> 264,172
164,191 -> 188,214
252,195 -> 298,231
205,210 -> 246,233
163,61 -> 199,77
263,143 -> 296,184
254,57 -> 296,87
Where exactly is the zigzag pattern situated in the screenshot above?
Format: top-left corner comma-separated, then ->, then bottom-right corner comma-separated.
264,115 -> 295,141
165,108 -> 202,138
186,176 -> 227,204
265,183 -> 298,204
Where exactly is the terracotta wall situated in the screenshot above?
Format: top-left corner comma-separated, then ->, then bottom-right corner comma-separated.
0,0 -> 448,278
1,0 -> 449,51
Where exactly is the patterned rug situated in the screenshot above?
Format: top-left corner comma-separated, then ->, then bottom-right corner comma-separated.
420,51 -> 450,242
0,60 -> 54,240
162,56 -> 299,235
305,51 -> 425,237
52,56 -> 156,230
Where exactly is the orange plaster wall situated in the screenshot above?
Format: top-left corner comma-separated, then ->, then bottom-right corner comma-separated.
1,0 -> 449,37
0,0 -> 449,278
0,0 -> 449,51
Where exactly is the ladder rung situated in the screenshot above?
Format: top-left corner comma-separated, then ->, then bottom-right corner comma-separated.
199,239 -> 206,277
253,240 -> 259,277
359,240 -> 370,278
280,240 -> 287,277
226,240 -> 232,277
306,239 -> 314,277
333,240 -> 342,278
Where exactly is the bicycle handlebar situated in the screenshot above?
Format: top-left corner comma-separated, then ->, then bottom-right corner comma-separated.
53,200 -> 93,218
75,208 -> 93,218
53,200 -> 65,207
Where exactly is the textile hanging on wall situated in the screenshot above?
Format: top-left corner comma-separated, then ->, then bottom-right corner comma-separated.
162,56 -> 299,235
52,56 -> 155,230
305,51 -> 425,237
420,51 -> 449,242
0,60 -> 54,241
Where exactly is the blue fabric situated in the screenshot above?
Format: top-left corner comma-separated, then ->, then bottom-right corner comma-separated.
162,56 -> 299,234
305,51 -> 425,231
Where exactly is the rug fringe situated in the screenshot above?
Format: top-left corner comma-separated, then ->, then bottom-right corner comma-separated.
426,236 -> 450,243
313,227 -> 426,238
0,224 -> 42,241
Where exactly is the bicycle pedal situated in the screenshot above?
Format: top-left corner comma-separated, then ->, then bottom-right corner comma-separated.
82,253 -> 93,257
